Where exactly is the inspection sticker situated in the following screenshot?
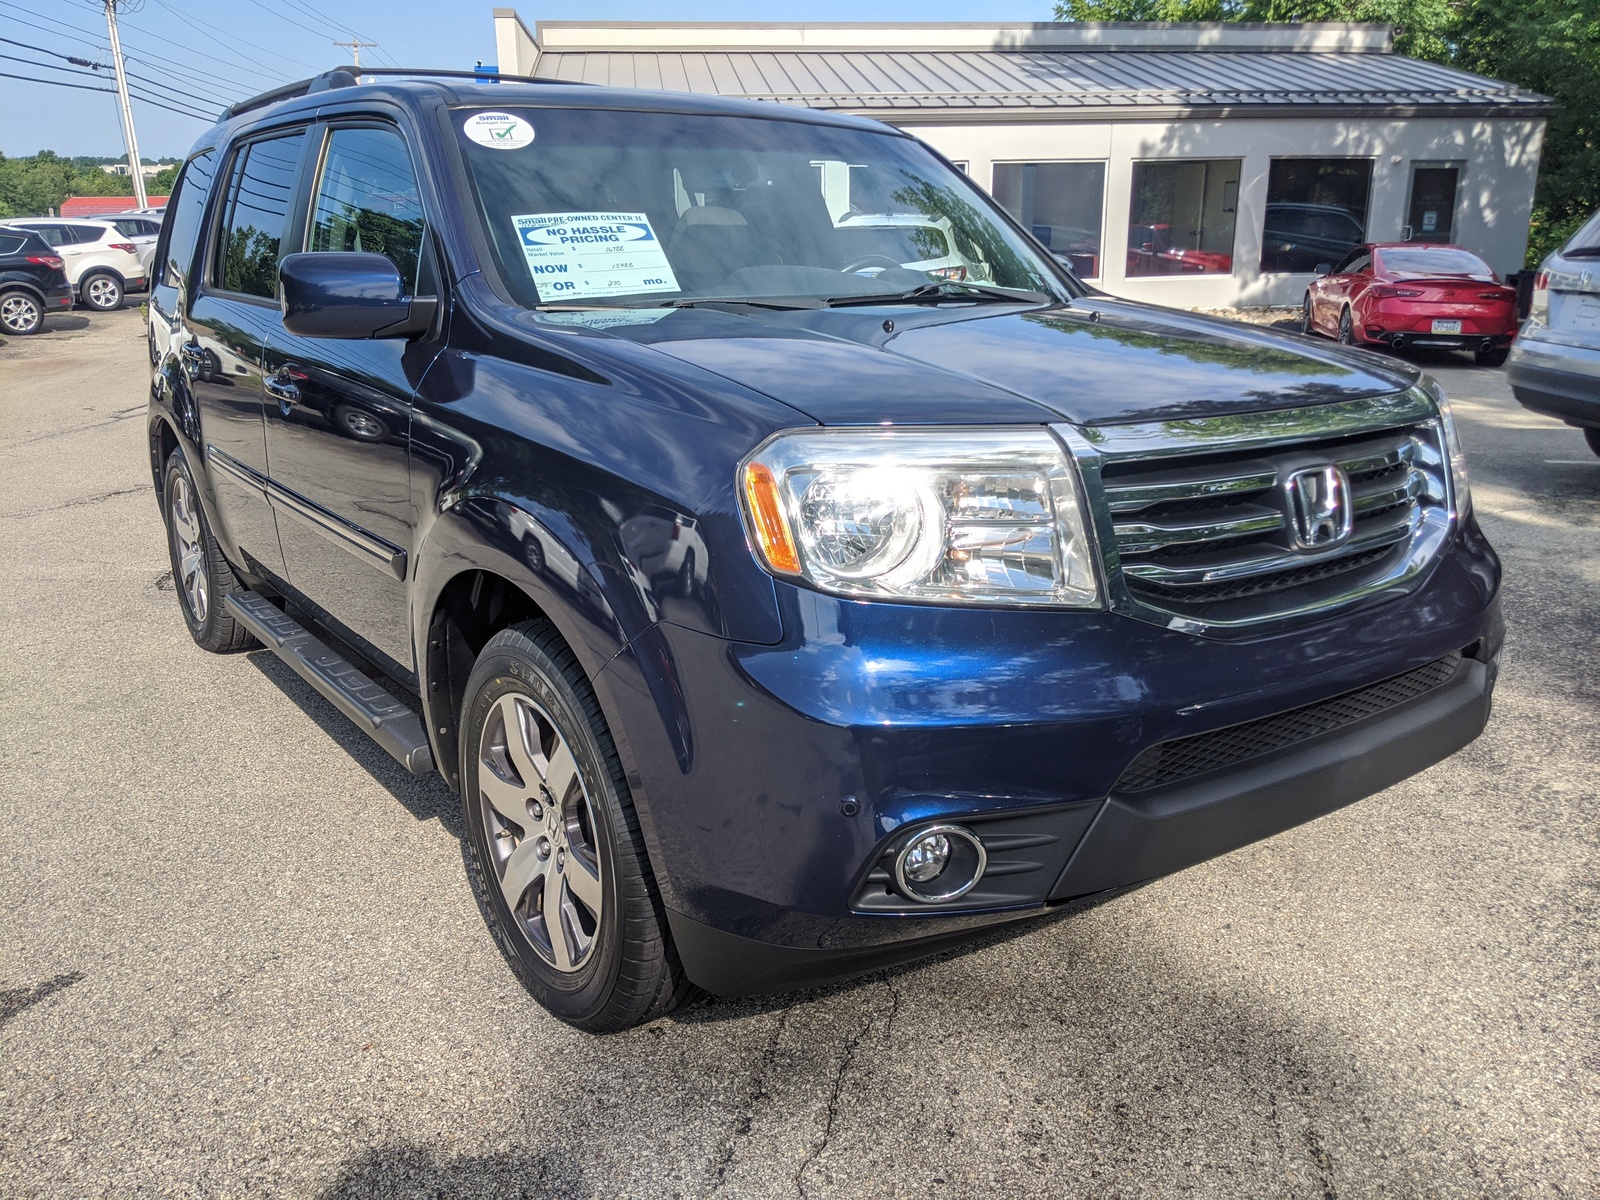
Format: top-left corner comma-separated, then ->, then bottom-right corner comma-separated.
463,111 -> 535,149
511,212 -> 680,302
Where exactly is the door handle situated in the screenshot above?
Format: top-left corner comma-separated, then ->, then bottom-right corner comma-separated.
180,341 -> 204,378
265,368 -> 301,412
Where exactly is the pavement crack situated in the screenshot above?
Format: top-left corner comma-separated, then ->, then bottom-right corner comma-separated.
1301,1123 -> 1338,1200
710,1010 -> 788,1193
13,405 -> 144,447
3,485 -> 147,520
794,987 -> 898,1199
0,971 -> 84,1031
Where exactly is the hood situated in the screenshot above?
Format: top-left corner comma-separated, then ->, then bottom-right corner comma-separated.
540,297 -> 1417,427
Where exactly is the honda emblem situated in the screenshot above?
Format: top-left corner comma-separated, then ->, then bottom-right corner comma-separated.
1283,465 -> 1353,551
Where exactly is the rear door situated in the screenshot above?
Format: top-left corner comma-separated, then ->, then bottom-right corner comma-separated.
260,121 -> 441,671
183,128 -> 311,581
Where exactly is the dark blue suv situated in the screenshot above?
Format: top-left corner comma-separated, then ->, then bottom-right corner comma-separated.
147,69 -> 1501,1031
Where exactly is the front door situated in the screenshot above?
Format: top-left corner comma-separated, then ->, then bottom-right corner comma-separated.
261,123 -> 440,672
184,129 -> 311,581
1406,166 -> 1460,244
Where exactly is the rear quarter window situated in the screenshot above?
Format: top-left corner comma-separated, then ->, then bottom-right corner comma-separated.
0,232 -> 25,255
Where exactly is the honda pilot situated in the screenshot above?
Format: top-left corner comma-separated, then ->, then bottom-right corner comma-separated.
146,69 -> 1501,1032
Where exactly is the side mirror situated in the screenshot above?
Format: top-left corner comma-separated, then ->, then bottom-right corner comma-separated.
1314,262 -> 1334,276
279,252 -> 436,339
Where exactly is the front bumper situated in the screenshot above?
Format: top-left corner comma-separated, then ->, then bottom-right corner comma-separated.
595,519 -> 1502,996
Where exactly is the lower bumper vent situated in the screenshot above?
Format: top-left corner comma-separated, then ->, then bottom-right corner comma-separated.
1115,653 -> 1464,794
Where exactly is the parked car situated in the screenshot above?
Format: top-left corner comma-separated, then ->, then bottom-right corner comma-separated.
0,228 -> 74,335
1030,224 -> 1101,278
1126,223 -> 1233,275
104,212 -> 164,279
1507,208 -> 1600,457
0,217 -> 146,310
1303,243 -> 1518,365
1260,202 -> 1365,274
148,69 -> 1500,1032
834,212 -> 990,281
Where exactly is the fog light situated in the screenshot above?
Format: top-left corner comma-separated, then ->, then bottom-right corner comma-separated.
902,832 -> 950,882
892,824 -> 987,904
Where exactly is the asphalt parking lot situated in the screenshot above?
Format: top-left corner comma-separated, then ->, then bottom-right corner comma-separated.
2,306 -> 1596,1199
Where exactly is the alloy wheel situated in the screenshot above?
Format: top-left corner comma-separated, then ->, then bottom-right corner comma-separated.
1,293 -> 41,334
85,276 -> 121,310
167,473 -> 208,624
477,692 -> 604,973
1339,308 -> 1355,344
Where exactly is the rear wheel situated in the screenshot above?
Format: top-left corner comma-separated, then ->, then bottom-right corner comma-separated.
460,621 -> 689,1032
81,271 -> 123,312
1585,427 -> 1600,458
1338,306 -> 1356,345
0,289 -> 43,335
162,450 -> 256,653
1474,346 -> 1509,368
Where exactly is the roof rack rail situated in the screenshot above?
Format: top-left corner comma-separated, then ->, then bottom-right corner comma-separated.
343,66 -> 590,86
220,65 -> 586,121
223,68 -> 359,119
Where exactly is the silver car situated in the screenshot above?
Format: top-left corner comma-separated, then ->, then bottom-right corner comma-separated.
1508,209 -> 1600,457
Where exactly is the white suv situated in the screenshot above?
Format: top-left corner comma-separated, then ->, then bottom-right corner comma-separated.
0,218 -> 147,310
103,213 -> 164,279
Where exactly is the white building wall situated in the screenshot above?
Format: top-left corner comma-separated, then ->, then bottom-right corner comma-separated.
895,116 -> 1545,308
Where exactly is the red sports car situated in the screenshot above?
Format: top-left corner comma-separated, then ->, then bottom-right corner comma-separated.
1303,242 -> 1518,366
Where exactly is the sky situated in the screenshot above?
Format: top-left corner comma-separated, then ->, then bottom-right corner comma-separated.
1,0 -> 1060,160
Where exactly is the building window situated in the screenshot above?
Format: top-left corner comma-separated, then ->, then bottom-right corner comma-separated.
1126,159 -> 1240,277
992,162 -> 1106,278
1261,158 -> 1372,273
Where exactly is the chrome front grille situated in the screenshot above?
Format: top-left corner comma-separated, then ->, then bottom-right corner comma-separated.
1063,390 -> 1456,633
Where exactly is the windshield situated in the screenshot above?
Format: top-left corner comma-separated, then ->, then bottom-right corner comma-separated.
452,106 -> 1068,308
1376,248 -> 1494,279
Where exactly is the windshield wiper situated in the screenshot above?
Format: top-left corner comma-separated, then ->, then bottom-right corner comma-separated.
822,281 -> 1051,308
658,296 -> 824,311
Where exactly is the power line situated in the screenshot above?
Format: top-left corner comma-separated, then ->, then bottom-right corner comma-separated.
0,68 -> 216,121
0,1 -> 282,94
0,33 -> 228,109
144,0 -> 324,74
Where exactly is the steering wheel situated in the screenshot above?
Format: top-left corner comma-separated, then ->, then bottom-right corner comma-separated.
840,254 -> 905,275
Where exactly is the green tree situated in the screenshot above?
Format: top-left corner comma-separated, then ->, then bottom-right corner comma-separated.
1054,0 -> 1600,264
0,150 -> 135,217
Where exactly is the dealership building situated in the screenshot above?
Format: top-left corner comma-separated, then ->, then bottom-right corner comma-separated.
490,12 -> 1551,308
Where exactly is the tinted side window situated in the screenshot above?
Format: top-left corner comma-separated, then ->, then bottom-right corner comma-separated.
159,150 -> 218,289
65,225 -> 104,245
308,127 -> 427,296
27,224 -> 67,247
216,131 -> 307,298
0,233 -> 25,255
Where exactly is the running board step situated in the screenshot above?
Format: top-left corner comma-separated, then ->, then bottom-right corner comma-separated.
225,591 -> 435,777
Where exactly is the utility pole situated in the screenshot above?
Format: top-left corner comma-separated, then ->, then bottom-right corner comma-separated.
101,0 -> 147,208
333,38 -> 378,70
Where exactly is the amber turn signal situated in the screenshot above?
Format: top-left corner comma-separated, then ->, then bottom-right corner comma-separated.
741,461 -> 801,575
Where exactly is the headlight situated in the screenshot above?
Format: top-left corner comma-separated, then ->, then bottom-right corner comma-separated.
1420,377 -> 1471,517
739,427 -> 1100,607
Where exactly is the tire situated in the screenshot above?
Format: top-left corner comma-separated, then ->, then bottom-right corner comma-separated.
677,548 -> 696,597
162,449 -> 256,653
80,271 -> 123,312
1585,427 -> 1600,458
1301,294 -> 1315,336
460,621 -> 690,1032
1338,306 -> 1356,345
1474,347 -> 1510,368
0,289 -> 44,335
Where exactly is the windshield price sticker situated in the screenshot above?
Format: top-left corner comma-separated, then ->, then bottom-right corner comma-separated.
511,212 -> 680,302
463,112 -> 535,149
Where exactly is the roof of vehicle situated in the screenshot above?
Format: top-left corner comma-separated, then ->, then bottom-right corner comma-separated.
0,217 -> 121,231
204,67 -> 903,148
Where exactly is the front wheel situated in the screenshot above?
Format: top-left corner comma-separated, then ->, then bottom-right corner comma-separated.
0,289 -> 43,335
162,450 -> 256,653
1474,346 -> 1510,368
460,621 -> 689,1032
80,272 -> 123,312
